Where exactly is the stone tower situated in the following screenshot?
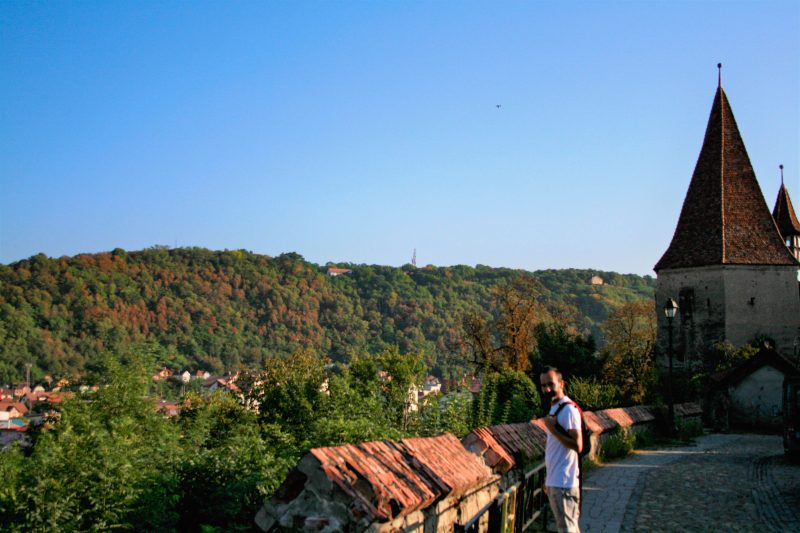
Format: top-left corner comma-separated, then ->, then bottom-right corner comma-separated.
772,167 -> 800,262
654,78 -> 800,366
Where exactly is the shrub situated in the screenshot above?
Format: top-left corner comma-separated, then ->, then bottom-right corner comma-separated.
567,376 -> 619,410
473,369 -> 540,426
676,416 -> 704,441
598,426 -> 635,461
633,428 -> 655,449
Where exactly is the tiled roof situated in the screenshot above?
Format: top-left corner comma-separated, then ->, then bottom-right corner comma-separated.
307,433 -> 492,522
655,86 -> 797,270
0,401 -> 29,415
772,183 -> 800,239
583,406 -> 655,432
711,346 -> 800,386
463,421 -> 546,474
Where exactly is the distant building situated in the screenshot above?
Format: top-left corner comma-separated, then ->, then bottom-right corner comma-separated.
156,400 -> 181,417
0,401 -> 27,420
327,267 -> 353,277
202,373 -> 240,393
589,275 -> 604,286
654,75 -> 800,366
421,375 -> 442,396
152,367 -> 173,381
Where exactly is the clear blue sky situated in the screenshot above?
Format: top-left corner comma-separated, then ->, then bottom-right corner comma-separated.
1,1 -> 798,275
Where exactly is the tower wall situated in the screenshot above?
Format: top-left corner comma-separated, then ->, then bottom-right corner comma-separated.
722,265 -> 800,351
656,265 -> 800,365
656,266 -> 726,367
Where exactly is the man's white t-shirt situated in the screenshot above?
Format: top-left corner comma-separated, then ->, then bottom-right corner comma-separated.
545,396 -> 581,488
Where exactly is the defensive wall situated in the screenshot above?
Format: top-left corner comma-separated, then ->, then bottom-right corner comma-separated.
256,402 -> 702,532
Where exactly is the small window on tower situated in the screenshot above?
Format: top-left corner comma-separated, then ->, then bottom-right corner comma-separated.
787,237 -> 792,247
679,288 -> 694,321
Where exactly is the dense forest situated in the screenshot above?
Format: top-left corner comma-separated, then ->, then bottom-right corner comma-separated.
0,247 -> 654,384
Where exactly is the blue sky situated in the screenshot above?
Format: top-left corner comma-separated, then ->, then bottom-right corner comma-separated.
1,1 -> 798,275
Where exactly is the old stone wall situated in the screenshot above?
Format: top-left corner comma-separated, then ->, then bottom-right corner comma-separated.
656,266 -> 726,367
721,266 -> 800,353
255,403 -> 702,532
656,265 -> 800,365
728,365 -> 785,430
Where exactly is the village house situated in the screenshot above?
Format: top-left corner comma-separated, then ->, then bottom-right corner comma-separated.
156,399 -> 181,417
202,373 -> 240,393
0,400 -> 28,421
152,367 -> 174,381
420,375 -> 442,397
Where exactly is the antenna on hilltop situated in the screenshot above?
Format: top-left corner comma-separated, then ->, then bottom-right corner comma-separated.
411,249 -> 417,267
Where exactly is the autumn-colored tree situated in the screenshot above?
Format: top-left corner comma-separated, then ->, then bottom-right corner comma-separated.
599,300 -> 656,403
0,249 -> 654,383
460,276 -> 546,373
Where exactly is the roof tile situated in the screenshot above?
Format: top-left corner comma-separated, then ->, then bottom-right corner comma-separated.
655,86 -> 797,270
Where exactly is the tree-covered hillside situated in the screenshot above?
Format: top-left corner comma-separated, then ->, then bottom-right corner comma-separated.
0,247 -> 654,383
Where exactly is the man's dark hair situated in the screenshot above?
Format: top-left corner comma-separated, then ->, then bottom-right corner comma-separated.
540,366 -> 562,380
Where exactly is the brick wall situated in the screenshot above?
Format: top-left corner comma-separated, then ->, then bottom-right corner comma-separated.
255,402 -> 702,532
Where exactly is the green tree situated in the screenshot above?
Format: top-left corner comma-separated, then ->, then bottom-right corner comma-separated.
532,322 -> 597,378
9,353 -> 181,532
239,349 -> 327,441
175,393 -> 293,532
599,300 -> 656,404
472,368 -> 540,426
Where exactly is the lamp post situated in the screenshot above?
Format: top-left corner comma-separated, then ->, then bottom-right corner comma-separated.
663,298 -> 678,437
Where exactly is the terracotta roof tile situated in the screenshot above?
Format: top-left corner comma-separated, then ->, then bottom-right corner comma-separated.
655,86 -> 797,270
308,434 -> 492,522
400,434 -> 491,499
773,183 -> 800,238
462,421 -> 546,474
462,427 -> 515,473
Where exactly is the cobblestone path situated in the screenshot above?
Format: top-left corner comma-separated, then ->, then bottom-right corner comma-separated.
580,433 -> 800,533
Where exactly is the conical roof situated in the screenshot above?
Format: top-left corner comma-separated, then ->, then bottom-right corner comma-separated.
655,86 -> 797,271
772,181 -> 800,239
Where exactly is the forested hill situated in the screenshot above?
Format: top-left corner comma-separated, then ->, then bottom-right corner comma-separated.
0,247 -> 654,383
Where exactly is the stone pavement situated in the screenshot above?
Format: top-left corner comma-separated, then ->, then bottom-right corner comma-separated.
580,433 -> 800,533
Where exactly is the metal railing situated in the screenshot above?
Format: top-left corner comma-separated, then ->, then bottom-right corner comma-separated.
455,461 -> 548,533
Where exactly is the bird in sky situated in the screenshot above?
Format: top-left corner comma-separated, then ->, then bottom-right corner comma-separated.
496,104 -> 501,109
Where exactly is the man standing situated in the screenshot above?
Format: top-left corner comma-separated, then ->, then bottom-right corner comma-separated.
540,366 -> 582,533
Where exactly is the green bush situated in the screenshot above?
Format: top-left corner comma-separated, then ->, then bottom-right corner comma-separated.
598,426 -> 635,461
567,376 -> 619,410
633,428 -> 655,448
473,369 -> 540,426
676,416 -> 704,440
